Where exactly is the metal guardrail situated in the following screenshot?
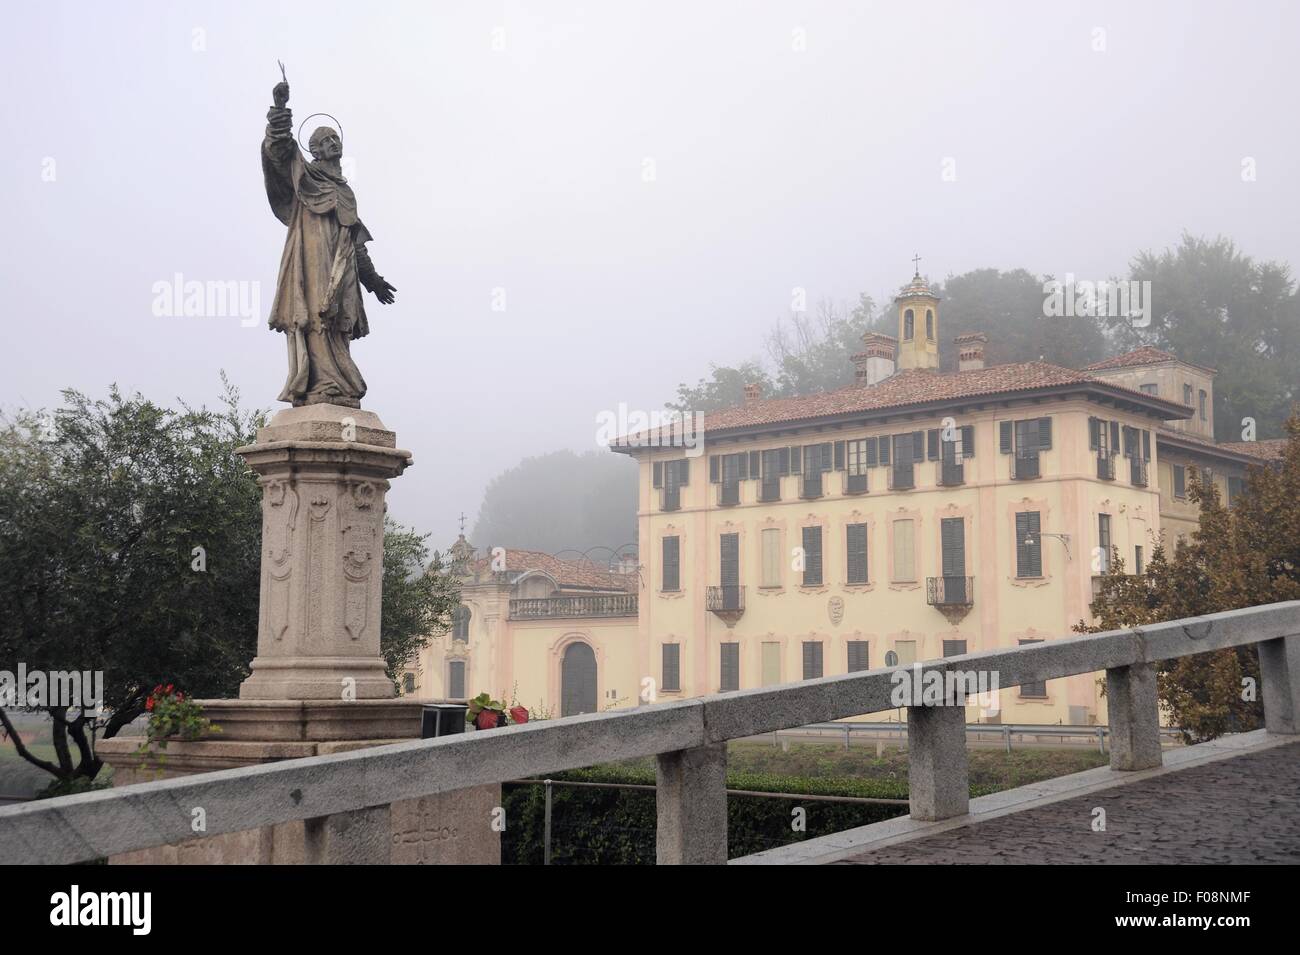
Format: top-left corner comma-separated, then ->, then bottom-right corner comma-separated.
768,720 -> 1186,755
2,601 -> 1297,864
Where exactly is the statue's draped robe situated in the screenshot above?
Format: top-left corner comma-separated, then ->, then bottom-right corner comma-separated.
262,106 -> 378,406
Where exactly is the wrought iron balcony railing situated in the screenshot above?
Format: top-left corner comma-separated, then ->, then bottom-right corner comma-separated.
717,481 -> 740,506
510,593 -> 638,619
888,463 -> 915,490
1096,452 -> 1116,480
936,460 -> 964,487
660,487 -> 680,511
758,478 -> 781,503
800,473 -> 824,499
1130,457 -> 1149,487
843,471 -> 869,495
927,575 -> 974,608
1012,451 -> 1040,480
705,585 -> 745,613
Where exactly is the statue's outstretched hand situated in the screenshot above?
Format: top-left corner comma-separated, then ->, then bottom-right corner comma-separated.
273,82 -> 290,108
373,279 -> 397,305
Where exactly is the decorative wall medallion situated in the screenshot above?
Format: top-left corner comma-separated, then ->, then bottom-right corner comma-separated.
828,596 -> 845,626
342,520 -> 376,578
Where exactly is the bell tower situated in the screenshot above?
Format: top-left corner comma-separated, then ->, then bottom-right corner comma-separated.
896,257 -> 940,371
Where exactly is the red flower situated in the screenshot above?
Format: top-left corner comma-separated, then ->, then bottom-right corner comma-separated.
509,706 -> 529,725
153,684 -> 162,695
165,684 -> 174,694
145,697 -> 155,711
175,693 -> 184,702
476,710 -> 500,730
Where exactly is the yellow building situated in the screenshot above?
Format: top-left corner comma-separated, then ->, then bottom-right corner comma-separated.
411,271 -> 1284,726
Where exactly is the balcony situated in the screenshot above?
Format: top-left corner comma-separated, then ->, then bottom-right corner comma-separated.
936,460 -> 964,487
927,575 -> 974,608
510,593 -> 638,620
888,463 -> 915,490
1012,451 -> 1040,480
800,473 -> 824,499
1130,457 -> 1149,487
758,478 -> 781,503
1096,453 -> 1115,480
705,585 -> 745,624
843,471 -> 868,495
717,481 -> 740,507
660,487 -> 680,511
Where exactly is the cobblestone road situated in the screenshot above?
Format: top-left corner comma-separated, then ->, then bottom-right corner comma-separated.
839,741 -> 1300,864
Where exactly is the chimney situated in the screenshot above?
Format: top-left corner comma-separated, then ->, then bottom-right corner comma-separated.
743,382 -> 763,404
955,332 -> 987,372
852,332 -> 897,386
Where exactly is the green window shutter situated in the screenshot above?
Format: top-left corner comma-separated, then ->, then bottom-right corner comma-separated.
720,643 -> 739,692
912,431 -> 925,462
846,523 -> 868,584
736,452 -> 748,480
802,641 -> 824,680
1174,465 -> 1186,498
677,459 -> 689,486
662,644 -> 680,692
1019,639 -> 1046,696
802,525 -> 823,586
834,440 -> 845,470
866,436 -> 878,467
961,425 -> 975,458
846,640 -> 869,672
749,450 -> 760,477
777,446 -> 790,474
662,536 -> 680,591
709,455 -> 720,483
942,639 -> 968,658
652,461 -> 663,488
1015,511 -> 1042,578
1098,513 -> 1111,571
999,421 -> 1013,454
1037,417 -> 1052,450
1088,417 -> 1100,450
879,436 -> 890,465
1109,420 -> 1120,452
927,429 -> 940,461
1142,430 -> 1151,461
790,446 -> 802,475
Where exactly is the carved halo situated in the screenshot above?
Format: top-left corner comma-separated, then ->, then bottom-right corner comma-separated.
297,112 -> 345,151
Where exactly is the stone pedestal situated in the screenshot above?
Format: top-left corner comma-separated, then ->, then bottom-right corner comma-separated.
98,403 -> 500,864
237,405 -> 410,702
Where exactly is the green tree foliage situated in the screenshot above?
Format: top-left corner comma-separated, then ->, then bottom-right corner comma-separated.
1117,234 -> 1299,440
1080,415 -> 1300,741
470,449 -> 638,554
381,520 -> 460,686
0,382 -> 457,787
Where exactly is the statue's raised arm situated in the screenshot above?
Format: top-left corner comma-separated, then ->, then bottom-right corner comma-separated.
262,80 -> 300,226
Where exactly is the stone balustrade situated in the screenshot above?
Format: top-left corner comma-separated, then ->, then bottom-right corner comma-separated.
2,601 -> 1297,865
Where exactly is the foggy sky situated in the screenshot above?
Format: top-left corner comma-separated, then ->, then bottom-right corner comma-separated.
3,0 -> 1297,551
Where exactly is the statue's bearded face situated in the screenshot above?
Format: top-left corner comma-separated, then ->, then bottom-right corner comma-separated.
308,127 -> 343,161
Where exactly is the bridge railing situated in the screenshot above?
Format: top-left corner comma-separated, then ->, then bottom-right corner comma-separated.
2,601 -> 1298,864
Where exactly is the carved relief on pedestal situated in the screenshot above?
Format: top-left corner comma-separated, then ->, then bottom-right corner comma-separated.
341,481 -> 381,642
307,490 -> 333,646
264,480 -> 299,643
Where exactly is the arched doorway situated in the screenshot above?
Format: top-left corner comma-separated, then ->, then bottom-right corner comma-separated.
561,642 -> 597,716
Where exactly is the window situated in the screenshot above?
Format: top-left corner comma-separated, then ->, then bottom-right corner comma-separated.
720,642 -> 739,692
760,528 -> 782,588
761,642 -> 781,686
1016,511 -> 1043,578
847,640 -> 870,673
894,641 -> 917,666
402,672 -> 416,694
661,644 -> 681,692
1098,514 -> 1111,573
802,525 -> 823,586
760,448 -> 787,501
925,309 -> 934,341
448,660 -> 466,699
802,641 -> 824,680
1134,545 -> 1144,576
656,458 -> 689,510
942,639 -> 968,657
892,519 -> 916,581
1140,383 -> 1159,395
713,452 -> 742,505
1199,390 -> 1207,421
903,308 -> 914,340
1004,417 -> 1051,479
452,605 -> 471,641
1173,465 -> 1187,500
845,438 -> 870,492
846,523 -> 868,584
662,536 -> 680,591
1183,384 -> 1193,406
1019,640 -> 1046,697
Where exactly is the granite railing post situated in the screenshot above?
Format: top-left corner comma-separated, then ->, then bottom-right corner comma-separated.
1105,662 -> 1162,770
304,805 -> 392,864
1260,634 -> 1300,734
906,702 -> 969,821
655,742 -> 728,864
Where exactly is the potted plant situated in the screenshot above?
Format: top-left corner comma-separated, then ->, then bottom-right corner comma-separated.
133,684 -> 220,773
465,692 -> 528,730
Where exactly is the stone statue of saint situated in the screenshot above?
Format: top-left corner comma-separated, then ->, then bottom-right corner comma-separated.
261,77 -> 397,408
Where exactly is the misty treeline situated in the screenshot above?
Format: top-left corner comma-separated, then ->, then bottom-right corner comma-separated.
473,233 -> 1297,555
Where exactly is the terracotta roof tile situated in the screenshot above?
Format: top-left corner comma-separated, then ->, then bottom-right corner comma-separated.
1216,439 -> 1288,463
471,548 -> 635,592
1084,346 -> 1217,375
